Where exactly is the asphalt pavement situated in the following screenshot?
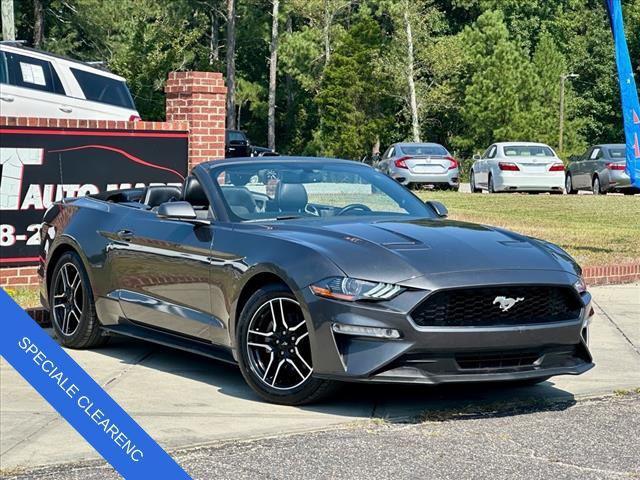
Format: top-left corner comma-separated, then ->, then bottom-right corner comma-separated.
4,393 -> 640,480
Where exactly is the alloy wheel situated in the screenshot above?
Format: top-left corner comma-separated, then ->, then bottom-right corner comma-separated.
52,263 -> 83,336
592,177 -> 601,195
246,298 -> 313,391
565,175 -> 572,193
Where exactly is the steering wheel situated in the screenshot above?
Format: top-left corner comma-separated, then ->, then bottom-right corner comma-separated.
336,203 -> 372,216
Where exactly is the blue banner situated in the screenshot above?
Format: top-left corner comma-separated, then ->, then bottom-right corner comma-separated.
606,0 -> 640,187
0,288 -> 191,479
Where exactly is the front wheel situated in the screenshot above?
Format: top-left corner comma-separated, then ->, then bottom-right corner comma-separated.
49,251 -> 108,348
470,171 -> 481,193
236,284 -> 337,405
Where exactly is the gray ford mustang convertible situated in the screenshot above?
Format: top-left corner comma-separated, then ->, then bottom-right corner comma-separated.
39,157 -> 594,405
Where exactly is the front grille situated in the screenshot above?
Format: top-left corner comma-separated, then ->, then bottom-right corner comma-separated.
455,351 -> 540,370
411,286 -> 582,327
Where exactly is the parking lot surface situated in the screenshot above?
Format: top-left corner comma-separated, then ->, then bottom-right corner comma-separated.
1,284 -> 639,476
6,393 -> 639,480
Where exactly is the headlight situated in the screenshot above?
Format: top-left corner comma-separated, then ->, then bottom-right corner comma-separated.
310,277 -> 404,302
573,276 -> 587,294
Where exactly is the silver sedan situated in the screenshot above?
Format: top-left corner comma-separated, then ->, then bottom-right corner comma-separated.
377,142 -> 460,190
566,144 -> 636,195
470,142 -> 565,194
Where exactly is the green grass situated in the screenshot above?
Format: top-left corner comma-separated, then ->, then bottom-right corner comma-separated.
417,191 -> 640,266
5,286 -> 41,309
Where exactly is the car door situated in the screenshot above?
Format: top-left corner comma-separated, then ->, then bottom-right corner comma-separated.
580,147 -> 601,188
478,145 -> 497,186
110,204 -> 219,341
1,50 -> 72,118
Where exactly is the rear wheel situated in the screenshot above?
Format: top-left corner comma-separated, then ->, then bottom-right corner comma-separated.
565,174 -> 577,194
592,176 -> 603,195
49,251 -> 108,348
236,284 -> 337,405
488,174 -> 496,194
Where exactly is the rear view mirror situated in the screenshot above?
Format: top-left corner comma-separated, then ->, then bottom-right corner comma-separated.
426,200 -> 448,218
472,154 -> 482,161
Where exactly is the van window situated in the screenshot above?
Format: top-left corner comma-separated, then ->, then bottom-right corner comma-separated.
0,52 -> 7,84
5,52 -> 65,94
70,67 -> 135,109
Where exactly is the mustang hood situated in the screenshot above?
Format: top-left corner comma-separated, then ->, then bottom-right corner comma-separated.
264,218 -> 579,284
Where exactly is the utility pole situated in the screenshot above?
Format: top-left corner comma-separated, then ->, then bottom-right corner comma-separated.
559,73 -> 579,154
1,0 -> 15,41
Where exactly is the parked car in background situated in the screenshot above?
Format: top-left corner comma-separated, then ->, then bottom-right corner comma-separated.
565,144 -> 636,195
377,142 -> 459,190
251,146 -> 279,157
0,42 -> 140,121
225,129 -> 251,158
470,142 -> 565,194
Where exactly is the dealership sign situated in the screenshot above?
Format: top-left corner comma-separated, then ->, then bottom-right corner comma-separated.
0,127 -> 188,266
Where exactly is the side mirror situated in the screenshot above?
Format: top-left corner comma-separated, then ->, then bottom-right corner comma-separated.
157,201 -> 210,225
426,200 -> 448,218
472,154 -> 482,161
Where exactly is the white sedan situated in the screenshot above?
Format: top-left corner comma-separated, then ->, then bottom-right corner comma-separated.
470,142 -> 565,194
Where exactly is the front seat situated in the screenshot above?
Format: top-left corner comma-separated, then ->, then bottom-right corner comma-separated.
143,186 -> 181,208
276,183 -> 308,213
221,186 -> 258,216
182,175 -> 211,218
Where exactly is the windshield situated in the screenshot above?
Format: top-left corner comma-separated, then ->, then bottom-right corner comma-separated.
399,145 -> 448,156
608,148 -> 626,159
210,161 -> 433,221
503,145 -> 555,157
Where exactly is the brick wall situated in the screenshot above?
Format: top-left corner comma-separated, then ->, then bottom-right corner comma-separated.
165,71 -> 226,170
1,70 -> 226,288
582,262 -> 640,286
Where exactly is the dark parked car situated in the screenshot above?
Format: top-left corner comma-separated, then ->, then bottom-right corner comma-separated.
39,157 -> 594,405
225,129 -> 251,158
566,144 -> 636,195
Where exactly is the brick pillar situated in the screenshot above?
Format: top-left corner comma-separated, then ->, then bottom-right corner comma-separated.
165,72 -> 227,170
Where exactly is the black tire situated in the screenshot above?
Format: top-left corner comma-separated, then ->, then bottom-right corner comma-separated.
565,174 -> 577,194
236,283 -> 338,405
49,251 -> 108,349
470,171 -> 481,193
592,175 -> 603,195
488,174 -> 496,194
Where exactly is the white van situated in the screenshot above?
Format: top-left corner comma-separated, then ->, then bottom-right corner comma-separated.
0,42 -> 140,121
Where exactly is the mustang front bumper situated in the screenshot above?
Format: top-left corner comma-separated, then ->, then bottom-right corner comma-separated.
301,269 -> 594,384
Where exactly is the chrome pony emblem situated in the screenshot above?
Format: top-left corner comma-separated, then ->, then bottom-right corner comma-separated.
493,296 -> 524,312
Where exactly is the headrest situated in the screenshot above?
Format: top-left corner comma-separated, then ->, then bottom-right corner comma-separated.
182,176 -> 209,207
277,183 -> 308,212
143,186 -> 181,208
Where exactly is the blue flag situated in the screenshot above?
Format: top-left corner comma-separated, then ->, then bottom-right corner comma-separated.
0,289 -> 191,479
606,0 -> 640,188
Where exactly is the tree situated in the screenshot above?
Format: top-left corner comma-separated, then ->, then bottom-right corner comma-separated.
33,0 -> 44,47
226,0 -> 237,130
268,0 -> 280,150
403,3 -> 420,142
314,11 -> 396,159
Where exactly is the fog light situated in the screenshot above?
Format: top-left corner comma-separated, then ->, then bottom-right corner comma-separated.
331,323 -> 401,339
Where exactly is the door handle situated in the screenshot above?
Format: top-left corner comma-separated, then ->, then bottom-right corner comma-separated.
116,229 -> 134,241
58,105 -> 73,113
0,94 -> 14,102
